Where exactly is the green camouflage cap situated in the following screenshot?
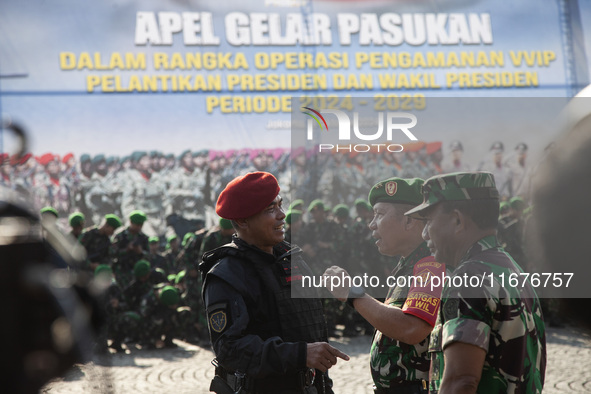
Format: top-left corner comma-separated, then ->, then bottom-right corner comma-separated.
148,236 -> 159,244
405,172 -> 499,218
286,209 -> 302,225
159,285 -> 180,306
40,206 -> 58,218
69,212 -> 85,227
368,177 -> 424,207
104,214 -> 122,229
332,204 -> 350,218
133,259 -> 151,277
129,210 -> 147,224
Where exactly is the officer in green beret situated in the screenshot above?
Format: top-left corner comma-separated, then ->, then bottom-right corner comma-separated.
79,213 -> 122,273
68,212 -> 86,239
162,234 -> 182,274
123,259 -> 154,312
405,172 -> 545,393
112,210 -> 150,288
324,177 -> 445,393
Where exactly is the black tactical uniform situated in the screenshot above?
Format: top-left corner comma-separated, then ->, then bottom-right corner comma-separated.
200,238 -> 333,394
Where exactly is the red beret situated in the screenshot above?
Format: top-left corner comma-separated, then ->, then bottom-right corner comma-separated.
426,142 -> 442,155
403,141 -> 426,153
62,153 -> 74,163
37,153 -> 56,166
216,172 -> 280,220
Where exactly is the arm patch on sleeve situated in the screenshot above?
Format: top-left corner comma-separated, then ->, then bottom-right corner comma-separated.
208,302 -> 230,335
402,256 -> 446,327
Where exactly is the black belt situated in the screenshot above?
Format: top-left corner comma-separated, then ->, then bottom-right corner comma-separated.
218,366 -> 316,393
374,380 -> 428,394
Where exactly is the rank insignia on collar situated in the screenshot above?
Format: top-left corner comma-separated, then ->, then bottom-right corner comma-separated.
209,310 -> 227,333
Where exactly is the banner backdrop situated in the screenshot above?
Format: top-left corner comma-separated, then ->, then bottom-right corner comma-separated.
0,0 -> 590,237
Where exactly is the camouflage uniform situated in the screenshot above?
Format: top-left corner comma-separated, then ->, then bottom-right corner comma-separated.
369,242 -> 432,388
427,236 -> 546,393
404,172 -> 546,393
79,227 -> 113,271
139,287 -> 181,348
111,229 -> 149,288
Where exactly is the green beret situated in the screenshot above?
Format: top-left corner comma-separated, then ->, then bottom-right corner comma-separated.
308,199 -> 326,212
182,232 -> 196,247
119,155 -> 130,164
40,206 -> 58,218
123,311 -> 141,322
174,270 -> 186,284
219,218 -> 233,230
69,212 -> 85,227
130,151 -> 147,163
354,198 -> 372,212
499,201 -> 510,213
104,214 -> 122,229
80,154 -> 91,163
178,149 -> 191,160
133,259 -> 151,277
105,156 -> 116,166
368,177 -> 424,207
405,172 -> 499,218
91,154 -> 105,165
167,274 -> 177,283
94,264 -> 112,277
159,285 -> 180,306
509,196 -> 526,212
286,209 -> 302,225
129,210 -> 147,224
167,234 -> 178,243
148,236 -> 159,244
289,199 -> 305,211
193,149 -> 208,157
333,204 -> 350,218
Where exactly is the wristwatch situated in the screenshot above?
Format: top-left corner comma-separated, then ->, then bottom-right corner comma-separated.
346,286 -> 366,308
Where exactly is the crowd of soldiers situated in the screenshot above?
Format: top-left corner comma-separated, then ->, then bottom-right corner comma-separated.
7,137 -> 542,352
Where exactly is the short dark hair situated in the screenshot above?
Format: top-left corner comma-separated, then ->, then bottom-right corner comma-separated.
441,199 -> 499,230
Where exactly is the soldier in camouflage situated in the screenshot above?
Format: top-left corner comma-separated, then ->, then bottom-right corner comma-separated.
139,285 -> 182,349
405,172 -> 546,394
78,214 -> 122,273
324,178 -> 445,394
111,210 -> 150,288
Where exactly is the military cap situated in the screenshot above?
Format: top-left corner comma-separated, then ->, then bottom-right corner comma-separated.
174,270 -> 186,285
509,196 -> 526,212
193,149 -> 208,157
515,142 -> 528,153
133,259 -> 151,278
104,214 -> 122,229
449,140 -> 464,152
178,149 -> 191,160
289,199 -> 305,211
37,153 -> 57,166
216,172 -> 280,220
40,206 -> 58,218
69,212 -> 85,227
80,153 -> 91,163
166,234 -> 178,243
149,150 -> 160,158
219,218 -> 233,230
167,274 -> 177,283
148,236 -> 159,244
308,199 -> 326,212
499,201 -> 510,214
91,154 -> 106,165
94,264 -> 112,277
120,155 -> 130,164
130,151 -> 147,162
62,153 -> 74,164
426,142 -> 442,155
405,172 -> 499,218
123,311 -> 141,322
286,209 -> 303,225
490,141 -> 504,153
369,177 -> 424,207
159,285 -> 180,306
129,210 -> 147,224
354,198 -> 372,212
333,204 -> 350,218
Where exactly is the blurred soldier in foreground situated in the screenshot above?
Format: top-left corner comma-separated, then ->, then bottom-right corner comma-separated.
406,172 -> 546,393
200,171 -> 349,394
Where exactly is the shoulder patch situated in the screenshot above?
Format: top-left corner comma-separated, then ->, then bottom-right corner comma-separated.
209,310 -> 227,333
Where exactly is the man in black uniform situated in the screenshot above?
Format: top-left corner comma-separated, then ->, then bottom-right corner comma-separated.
200,171 -> 349,394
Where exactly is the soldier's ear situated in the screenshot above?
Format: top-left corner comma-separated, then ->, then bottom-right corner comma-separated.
234,218 -> 248,230
452,209 -> 466,232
